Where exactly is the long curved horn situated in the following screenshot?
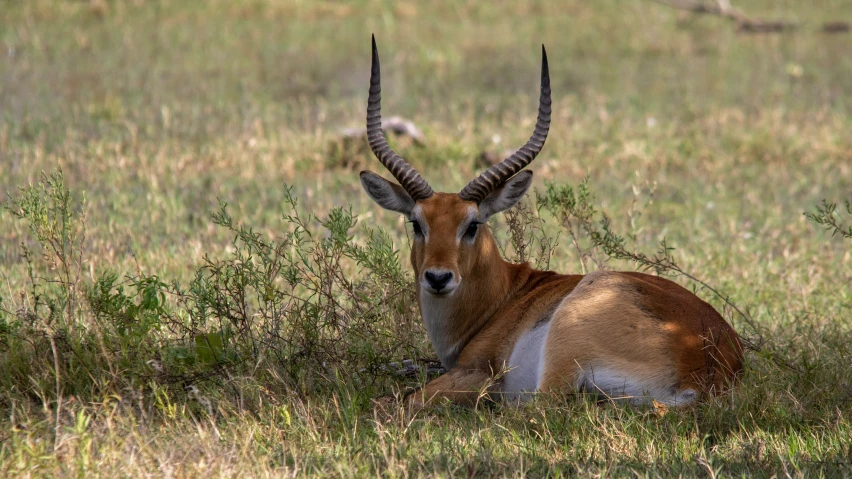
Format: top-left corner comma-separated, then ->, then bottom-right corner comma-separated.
458,45 -> 551,203
367,35 -> 434,201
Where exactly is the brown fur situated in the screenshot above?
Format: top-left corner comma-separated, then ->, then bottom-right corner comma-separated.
404,194 -> 743,406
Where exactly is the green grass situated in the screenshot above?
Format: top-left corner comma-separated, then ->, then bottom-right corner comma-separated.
2,0 -> 852,477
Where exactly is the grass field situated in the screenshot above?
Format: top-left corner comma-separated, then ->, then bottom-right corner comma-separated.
2,0 -> 852,476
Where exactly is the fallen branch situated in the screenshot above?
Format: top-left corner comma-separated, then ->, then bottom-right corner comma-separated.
822,22 -> 851,34
478,149 -> 515,168
329,116 -> 427,170
340,116 -> 426,146
649,0 -> 798,34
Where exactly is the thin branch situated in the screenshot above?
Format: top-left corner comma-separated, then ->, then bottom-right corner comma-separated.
805,199 -> 852,239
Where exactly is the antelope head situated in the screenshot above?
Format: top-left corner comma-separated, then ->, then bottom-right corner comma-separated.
360,36 -> 551,300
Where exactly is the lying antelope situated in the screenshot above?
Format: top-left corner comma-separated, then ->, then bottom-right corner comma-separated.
360,36 -> 743,407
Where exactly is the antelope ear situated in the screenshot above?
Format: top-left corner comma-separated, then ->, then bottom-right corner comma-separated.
478,170 -> 533,218
360,170 -> 415,216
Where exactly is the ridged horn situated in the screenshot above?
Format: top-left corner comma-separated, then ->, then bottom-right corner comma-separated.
366,35 -> 434,201
458,45 -> 551,203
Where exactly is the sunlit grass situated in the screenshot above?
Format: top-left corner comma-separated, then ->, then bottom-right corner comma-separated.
1,0 -> 852,477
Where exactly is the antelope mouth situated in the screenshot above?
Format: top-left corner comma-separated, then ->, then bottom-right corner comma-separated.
420,282 -> 459,297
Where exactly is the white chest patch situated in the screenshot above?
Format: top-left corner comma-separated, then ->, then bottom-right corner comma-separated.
501,320 -> 552,402
419,292 -> 463,369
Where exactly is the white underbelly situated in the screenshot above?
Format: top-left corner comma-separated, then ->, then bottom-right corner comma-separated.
577,366 -> 698,406
501,320 -> 551,402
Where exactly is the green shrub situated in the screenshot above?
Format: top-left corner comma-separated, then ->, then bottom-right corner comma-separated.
1,168 -> 428,406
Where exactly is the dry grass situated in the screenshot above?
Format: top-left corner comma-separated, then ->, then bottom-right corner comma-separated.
2,0 -> 852,477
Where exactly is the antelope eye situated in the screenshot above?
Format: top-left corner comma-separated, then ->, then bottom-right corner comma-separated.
410,220 -> 423,236
464,222 -> 480,239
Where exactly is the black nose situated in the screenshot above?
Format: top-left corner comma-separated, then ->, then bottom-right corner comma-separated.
425,271 -> 453,292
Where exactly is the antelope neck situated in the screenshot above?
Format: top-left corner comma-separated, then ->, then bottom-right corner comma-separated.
416,235 -> 530,368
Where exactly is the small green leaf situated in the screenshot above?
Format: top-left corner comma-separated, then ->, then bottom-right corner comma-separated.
195,330 -> 226,364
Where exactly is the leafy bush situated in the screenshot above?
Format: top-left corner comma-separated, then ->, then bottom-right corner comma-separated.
1,169 -> 428,406
162,189 -> 424,390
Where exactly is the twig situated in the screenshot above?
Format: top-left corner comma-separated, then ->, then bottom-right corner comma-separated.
805,199 -> 852,239
49,333 -> 62,452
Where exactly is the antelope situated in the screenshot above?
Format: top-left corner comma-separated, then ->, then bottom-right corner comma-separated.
360,36 -> 743,407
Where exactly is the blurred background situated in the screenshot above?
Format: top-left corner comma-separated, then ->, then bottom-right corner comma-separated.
2,0 -> 851,278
